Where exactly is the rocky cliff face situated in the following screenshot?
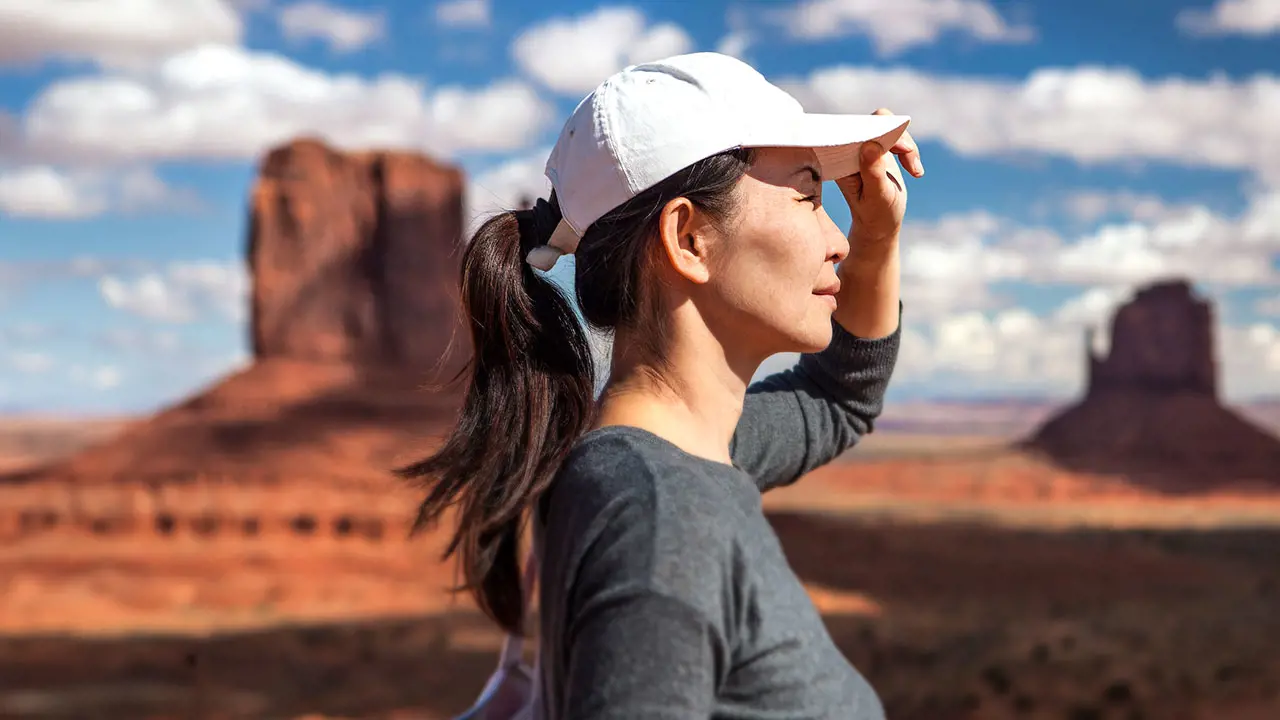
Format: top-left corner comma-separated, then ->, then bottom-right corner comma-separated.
2,138 -> 471,493
1087,280 -> 1217,398
1029,279 -> 1280,480
249,138 -> 466,369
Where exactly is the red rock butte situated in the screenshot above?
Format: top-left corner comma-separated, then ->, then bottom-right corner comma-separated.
250,139 -> 467,368
0,138 -> 473,542
1025,279 -> 1280,482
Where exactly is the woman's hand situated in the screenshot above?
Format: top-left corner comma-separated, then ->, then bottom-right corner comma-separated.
833,108 -> 923,249
829,107 -> 920,339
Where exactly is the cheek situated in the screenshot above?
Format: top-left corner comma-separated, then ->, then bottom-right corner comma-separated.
718,211 -> 826,312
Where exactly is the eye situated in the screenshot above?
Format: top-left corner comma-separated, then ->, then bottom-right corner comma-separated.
799,194 -> 819,206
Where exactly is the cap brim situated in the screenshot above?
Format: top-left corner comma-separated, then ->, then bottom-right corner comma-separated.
744,113 -> 911,181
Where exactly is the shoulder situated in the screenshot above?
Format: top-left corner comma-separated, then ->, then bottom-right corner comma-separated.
543,427 -> 745,602
553,426 -> 742,522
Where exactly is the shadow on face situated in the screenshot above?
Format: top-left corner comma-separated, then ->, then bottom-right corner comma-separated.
699,146 -> 849,360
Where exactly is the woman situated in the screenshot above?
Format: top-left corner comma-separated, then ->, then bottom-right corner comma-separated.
401,52 -> 923,718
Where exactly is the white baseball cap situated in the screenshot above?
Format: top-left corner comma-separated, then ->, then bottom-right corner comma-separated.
528,51 -> 910,271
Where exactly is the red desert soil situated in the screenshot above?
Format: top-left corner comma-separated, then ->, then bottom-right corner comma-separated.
2,417 -> 1278,720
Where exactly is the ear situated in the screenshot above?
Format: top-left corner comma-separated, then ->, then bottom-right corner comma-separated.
656,196 -> 713,285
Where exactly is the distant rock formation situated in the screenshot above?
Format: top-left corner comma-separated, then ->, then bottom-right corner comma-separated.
1085,281 -> 1217,398
1028,279 -> 1280,482
250,138 -> 467,368
1,138 -> 472,541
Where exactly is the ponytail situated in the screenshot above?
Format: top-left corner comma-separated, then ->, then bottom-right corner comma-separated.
396,194 -> 596,635
399,148 -> 755,636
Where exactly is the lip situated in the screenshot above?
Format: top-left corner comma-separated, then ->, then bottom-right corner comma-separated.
815,292 -> 838,309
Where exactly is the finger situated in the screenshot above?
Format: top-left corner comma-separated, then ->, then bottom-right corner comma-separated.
891,130 -> 924,178
859,141 -> 894,200
890,130 -> 917,155
860,140 -> 886,173
835,173 -> 862,200
871,108 -> 923,177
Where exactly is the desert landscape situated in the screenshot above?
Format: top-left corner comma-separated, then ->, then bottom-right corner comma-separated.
2,139 -> 1278,720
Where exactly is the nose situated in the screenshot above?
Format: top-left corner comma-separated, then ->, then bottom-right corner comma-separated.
820,208 -> 850,264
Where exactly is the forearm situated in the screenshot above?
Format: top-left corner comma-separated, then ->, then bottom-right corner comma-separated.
833,232 -> 901,339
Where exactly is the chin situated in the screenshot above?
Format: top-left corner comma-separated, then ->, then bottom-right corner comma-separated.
784,317 -> 835,355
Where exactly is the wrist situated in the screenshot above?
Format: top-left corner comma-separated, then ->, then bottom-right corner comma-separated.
845,230 -> 899,267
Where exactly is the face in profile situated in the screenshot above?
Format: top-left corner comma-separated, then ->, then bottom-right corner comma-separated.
697,146 -> 850,362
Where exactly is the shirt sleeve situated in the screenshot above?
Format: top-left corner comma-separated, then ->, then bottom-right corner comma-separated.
730,304 -> 902,492
559,477 -> 733,718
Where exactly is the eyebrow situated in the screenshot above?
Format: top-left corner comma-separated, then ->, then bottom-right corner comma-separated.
791,164 -> 821,184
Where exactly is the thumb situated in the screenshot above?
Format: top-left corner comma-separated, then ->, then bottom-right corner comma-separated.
859,141 -> 887,183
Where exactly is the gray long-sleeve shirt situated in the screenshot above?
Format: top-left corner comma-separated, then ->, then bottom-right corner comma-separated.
535,313 -> 901,718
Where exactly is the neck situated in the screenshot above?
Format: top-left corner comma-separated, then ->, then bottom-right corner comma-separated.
594,301 -> 764,466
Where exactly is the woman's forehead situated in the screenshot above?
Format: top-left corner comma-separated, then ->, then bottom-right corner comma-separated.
746,147 -> 822,188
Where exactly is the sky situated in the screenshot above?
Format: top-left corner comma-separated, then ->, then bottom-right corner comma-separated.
0,0 -> 1278,414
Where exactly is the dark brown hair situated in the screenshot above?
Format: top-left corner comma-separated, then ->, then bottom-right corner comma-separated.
396,147 -> 755,635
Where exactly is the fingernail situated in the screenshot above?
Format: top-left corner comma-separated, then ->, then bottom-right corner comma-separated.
912,157 -> 925,176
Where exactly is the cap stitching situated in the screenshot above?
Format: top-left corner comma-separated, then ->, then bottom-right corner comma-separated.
594,78 -> 635,212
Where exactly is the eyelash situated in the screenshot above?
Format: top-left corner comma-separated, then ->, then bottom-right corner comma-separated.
800,194 -> 818,205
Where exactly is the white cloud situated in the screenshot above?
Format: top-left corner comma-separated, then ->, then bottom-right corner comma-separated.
430,81 -> 554,155
0,258 -> 147,313
715,5 -> 754,60
436,0 -> 490,29
9,351 -> 54,375
0,111 -> 20,156
70,364 -> 124,391
465,147 -> 553,234
784,65 -> 1280,184
98,260 -> 248,324
0,165 -> 200,219
278,2 -> 386,53
896,210 -> 1036,318
1053,190 -> 1184,224
17,44 -> 552,164
1051,196 -> 1280,286
894,292 -> 1280,401
716,32 -> 752,59
1052,285 -> 1134,327
1050,284 -> 1140,356
1219,322 -> 1280,398
115,167 -> 205,212
0,257 -> 140,286
1178,0 -> 1280,37
0,166 -> 105,219
0,323 -> 53,345
878,182 -> 1280,400
837,184 -> 1280,331
95,328 -> 183,355
782,0 -> 1035,56
512,6 -> 694,95
0,0 -> 241,69
950,193 -> 1274,288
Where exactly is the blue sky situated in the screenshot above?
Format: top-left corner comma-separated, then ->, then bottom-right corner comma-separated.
1,0 -> 1278,414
